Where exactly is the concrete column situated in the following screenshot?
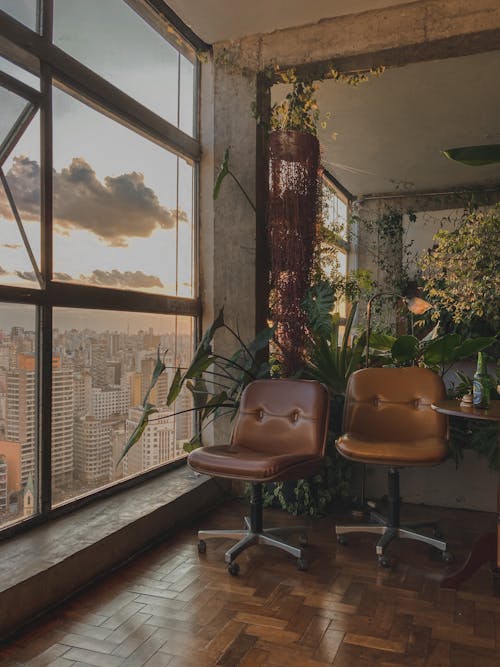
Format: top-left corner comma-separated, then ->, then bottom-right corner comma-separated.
199,47 -> 260,444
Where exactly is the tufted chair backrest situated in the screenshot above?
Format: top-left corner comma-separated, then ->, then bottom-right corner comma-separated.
231,379 -> 330,456
343,367 -> 447,442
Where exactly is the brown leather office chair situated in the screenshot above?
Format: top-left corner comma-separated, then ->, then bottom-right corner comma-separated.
335,366 -> 453,566
188,378 -> 330,575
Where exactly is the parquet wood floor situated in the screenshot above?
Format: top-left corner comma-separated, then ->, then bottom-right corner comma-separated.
1,499 -> 499,666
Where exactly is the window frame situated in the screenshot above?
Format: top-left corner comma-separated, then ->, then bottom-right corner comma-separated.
0,0 -> 202,538
321,169 -> 353,323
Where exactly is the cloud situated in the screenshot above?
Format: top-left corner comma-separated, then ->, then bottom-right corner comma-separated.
15,270 -> 36,282
1,156 -> 187,247
1,243 -> 22,250
53,272 -> 73,281
0,156 -> 40,222
82,269 -> 164,289
0,266 -> 7,275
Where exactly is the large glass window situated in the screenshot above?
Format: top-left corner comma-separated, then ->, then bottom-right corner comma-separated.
0,1 -> 199,534
52,88 -> 194,296
0,99 -> 41,288
0,0 -> 39,32
53,0 -> 196,134
52,309 -> 194,506
322,177 -> 350,319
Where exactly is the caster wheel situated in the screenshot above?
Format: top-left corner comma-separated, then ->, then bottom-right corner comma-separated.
197,540 -> 206,554
228,562 -> 240,576
433,528 -> 444,539
441,550 -> 454,564
299,534 -> 308,547
336,534 -> 348,546
297,558 -> 308,571
378,555 -> 391,568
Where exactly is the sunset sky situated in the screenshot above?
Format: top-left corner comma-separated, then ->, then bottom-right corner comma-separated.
0,0 -> 195,298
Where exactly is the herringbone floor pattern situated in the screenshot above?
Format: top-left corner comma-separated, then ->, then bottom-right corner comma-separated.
1,499 -> 500,666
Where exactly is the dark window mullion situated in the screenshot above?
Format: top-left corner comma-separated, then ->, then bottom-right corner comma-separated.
39,57 -> 53,514
40,0 -> 52,40
0,12 -> 200,161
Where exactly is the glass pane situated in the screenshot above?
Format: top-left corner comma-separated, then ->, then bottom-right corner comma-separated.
53,87 -> 190,296
323,184 -> 348,238
51,308 -> 194,507
0,56 -> 39,90
0,0 -> 39,32
53,0 -> 182,128
0,104 -> 41,289
0,86 -> 26,144
337,198 -> 348,239
177,158 -> 194,298
179,55 -> 195,136
0,303 -> 38,529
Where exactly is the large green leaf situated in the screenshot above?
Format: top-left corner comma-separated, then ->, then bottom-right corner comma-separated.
422,333 -> 461,366
247,324 -> 276,356
213,148 -> 230,200
185,351 -> 214,379
117,404 -> 157,465
454,337 -> 494,360
201,391 -> 229,420
166,368 -> 182,406
183,434 -> 202,453
442,145 -> 500,166
303,281 -> 336,338
142,348 -> 166,407
186,377 -> 209,409
391,335 -> 419,365
368,332 -> 397,350
199,308 -> 225,352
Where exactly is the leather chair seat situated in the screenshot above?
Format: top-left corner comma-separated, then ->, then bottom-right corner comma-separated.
189,445 -> 323,482
337,433 -> 449,466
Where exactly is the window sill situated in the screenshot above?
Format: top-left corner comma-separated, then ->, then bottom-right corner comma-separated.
0,466 -> 226,641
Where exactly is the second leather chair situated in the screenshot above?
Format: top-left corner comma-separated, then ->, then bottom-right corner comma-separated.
335,366 -> 453,566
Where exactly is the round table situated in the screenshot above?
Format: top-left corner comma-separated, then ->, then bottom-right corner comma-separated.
432,400 -> 500,589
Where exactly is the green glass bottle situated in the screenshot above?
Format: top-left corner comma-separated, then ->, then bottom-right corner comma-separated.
473,351 -> 490,409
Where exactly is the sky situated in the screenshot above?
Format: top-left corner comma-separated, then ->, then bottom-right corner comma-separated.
0,0 -> 195,299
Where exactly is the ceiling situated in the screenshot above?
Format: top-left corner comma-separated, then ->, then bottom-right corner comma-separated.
272,50 -> 500,196
166,0 -> 418,44
167,1 -> 500,197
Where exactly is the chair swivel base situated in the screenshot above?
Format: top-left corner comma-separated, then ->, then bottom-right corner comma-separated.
198,517 -> 308,574
335,469 -> 453,567
196,483 -> 308,574
335,512 -> 452,567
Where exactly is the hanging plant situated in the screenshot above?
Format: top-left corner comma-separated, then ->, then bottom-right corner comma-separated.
267,129 -> 321,375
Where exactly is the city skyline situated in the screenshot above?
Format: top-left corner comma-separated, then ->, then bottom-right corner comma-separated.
0,303 -> 195,335
0,317 -> 194,529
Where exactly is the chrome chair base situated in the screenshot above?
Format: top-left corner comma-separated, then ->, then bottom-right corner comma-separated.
199,516 -> 306,564
335,508 -> 451,562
